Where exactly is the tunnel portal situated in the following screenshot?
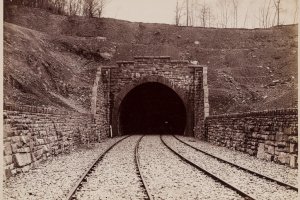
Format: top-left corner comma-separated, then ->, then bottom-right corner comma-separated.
119,82 -> 186,135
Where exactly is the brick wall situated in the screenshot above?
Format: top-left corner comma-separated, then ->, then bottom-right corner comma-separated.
3,103 -> 99,180
205,109 -> 298,168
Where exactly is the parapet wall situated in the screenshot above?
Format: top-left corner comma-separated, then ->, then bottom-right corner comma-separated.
3,103 -> 99,181
205,109 -> 298,168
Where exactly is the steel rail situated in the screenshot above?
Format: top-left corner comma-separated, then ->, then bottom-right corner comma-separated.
134,135 -> 154,200
65,135 -> 131,200
160,135 -> 256,200
173,135 -> 298,191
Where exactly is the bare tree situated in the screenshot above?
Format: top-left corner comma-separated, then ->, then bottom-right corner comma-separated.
258,0 -> 273,28
198,0 -> 210,27
83,0 -> 106,18
186,0 -> 189,26
50,0 -> 67,14
243,6 -> 249,27
175,0 -> 184,26
293,0 -> 298,24
189,0 -> 193,26
68,0 -> 82,16
218,0 -> 230,28
207,7 -> 215,27
273,0 -> 281,26
231,0 -> 238,28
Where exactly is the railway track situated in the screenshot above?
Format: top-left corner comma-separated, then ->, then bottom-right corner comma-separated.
161,135 -> 298,200
134,135 -> 153,200
160,135 -> 256,200
65,135 -> 130,200
140,135 -> 246,199
65,134 -> 297,199
173,135 -> 298,191
65,135 -> 152,200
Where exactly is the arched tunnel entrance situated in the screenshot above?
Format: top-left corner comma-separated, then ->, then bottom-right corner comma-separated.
119,82 -> 186,135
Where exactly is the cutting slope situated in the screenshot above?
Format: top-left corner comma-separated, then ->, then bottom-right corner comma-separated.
4,6 -> 298,114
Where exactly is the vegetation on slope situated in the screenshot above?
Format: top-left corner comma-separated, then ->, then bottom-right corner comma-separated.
4,6 -> 298,114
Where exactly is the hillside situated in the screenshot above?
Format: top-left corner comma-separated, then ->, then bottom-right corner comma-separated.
4,5 -> 298,114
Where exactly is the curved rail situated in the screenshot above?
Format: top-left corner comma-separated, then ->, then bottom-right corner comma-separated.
160,135 -> 256,200
65,135 -> 131,200
173,135 -> 298,191
134,135 -> 153,200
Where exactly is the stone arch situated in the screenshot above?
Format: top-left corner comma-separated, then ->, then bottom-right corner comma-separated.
112,75 -> 193,136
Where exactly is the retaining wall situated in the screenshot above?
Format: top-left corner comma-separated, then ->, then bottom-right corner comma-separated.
205,109 -> 298,168
3,103 -> 100,181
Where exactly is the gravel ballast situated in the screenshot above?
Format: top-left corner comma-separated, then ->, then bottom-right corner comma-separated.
176,135 -> 298,187
164,135 -> 298,200
139,135 -> 244,200
4,134 -> 297,200
75,135 -> 147,200
3,136 -> 125,200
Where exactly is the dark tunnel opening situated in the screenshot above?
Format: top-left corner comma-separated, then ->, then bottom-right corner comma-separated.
119,82 -> 186,135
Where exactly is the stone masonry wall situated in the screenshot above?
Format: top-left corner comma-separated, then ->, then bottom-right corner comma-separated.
91,67 -> 110,139
103,56 -> 207,138
205,109 -> 298,168
111,57 -> 195,99
95,67 -> 110,139
3,103 -> 98,181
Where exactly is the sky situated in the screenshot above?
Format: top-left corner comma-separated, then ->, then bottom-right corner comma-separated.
102,0 -> 298,28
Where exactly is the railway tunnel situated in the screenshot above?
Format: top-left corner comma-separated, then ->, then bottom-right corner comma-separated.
119,82 -> 186,135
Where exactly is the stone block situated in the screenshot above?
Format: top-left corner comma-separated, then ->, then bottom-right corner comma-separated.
277,152 -> 289,164
276,142 -> 287,148
14,153 -> 32,167
204,97 -> 209,103
250,145 -> 256,150
37,139 -> 45,145
257,134 -> 269,140
252,132 -> 258,138
32,161 -> 39,169
288,136 -> 297,143
204,91 -> 209,98
29,141 -> 34,149
39,131 -> 47,136
34,149 -> 43,159
4,124 -> 14,138
267,145 -> 275,154
265,140 -> 275,146
289,155 -> 298,168
256,143 -> 265,159
43,145 -> 50,153
4,142 -> 12,155
21,165 -> 31,173
4,155 -> 13,165
275,132 -> 288,141
11,136 -> 21,143
11,143 -> 19,153
246,149 -> 255,156
264,153 -> 274,161
42,154 -> 47,161
283,127 -> 292,135
21,135 -> 30,144
16,147 -> 31,153
289,143 -> 297,153
267,135 -> 275,140
275,146 -> 287,153
4,168 -> 13,180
